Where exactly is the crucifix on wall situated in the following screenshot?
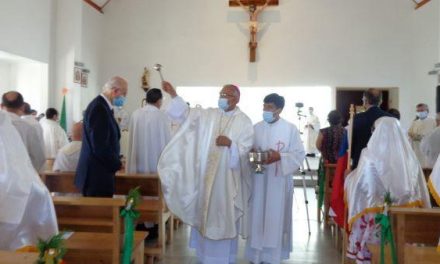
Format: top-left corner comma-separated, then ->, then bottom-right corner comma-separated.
229,0 -> 279,62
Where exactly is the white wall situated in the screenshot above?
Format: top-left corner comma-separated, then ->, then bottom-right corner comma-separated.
51,0 -> 104,130
0,0 -> 53,63
98,0 -> 439,127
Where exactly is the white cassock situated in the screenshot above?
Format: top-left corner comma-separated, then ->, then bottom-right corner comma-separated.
428,154 -> 440,207
245,118 -> 305,264
5,111 -> 46,171
408,117 -> 436,167
305,114 -> 320,154
158,96 -> 253,264
126,104 -> 171,173
420,126 -> 440,168
53,141 -> 82,172
0,111 -> 58,250
345,117 -> 430,263
40,118 -> 69,159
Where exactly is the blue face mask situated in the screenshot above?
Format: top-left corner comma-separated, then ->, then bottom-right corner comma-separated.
113,96 -> 126,107
218,98 -> 229,111
416,111 -> 428,120
263,111 -> 275,123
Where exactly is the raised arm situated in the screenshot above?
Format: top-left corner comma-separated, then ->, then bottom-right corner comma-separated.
235,0 -> 249,12
255,0 -> 270,16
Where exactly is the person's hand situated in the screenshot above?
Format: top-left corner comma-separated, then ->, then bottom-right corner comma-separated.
265,149 -> 281,164
162,81 -> 177,98
216,135 -> 232,147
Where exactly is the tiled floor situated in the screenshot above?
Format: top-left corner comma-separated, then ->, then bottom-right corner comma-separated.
158,157 -> 342,264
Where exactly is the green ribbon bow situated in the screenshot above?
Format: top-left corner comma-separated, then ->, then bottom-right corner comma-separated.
120,187 -> 141,264
375,212 -> 398,264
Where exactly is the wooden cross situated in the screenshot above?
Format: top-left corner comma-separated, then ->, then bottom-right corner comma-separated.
229,0 -> 279,62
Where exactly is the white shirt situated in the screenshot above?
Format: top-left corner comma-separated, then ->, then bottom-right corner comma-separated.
408,117 -> 436,167
126,104 -> 171,173
100,93 -> 113,110
53,141 -> 82,172
40,118 -> 69,159
4,111 -> 46,171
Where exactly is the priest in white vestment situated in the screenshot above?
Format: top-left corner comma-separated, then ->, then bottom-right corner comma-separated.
40,108 -> 69,159
305,107 -> 320,155
0,110 -> 58,250
408,103 -> 436,167
53,122 -> 83,172
245,93 -> 305,264
420,113 -> 440,168
127,88 -> 171,174
158,81 -> 253,264
345,117 -> 431,263
1,92 -> 46,171
428,153 -> 440,206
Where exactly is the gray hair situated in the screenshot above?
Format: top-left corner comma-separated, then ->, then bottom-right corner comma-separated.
102,76 -> 127,93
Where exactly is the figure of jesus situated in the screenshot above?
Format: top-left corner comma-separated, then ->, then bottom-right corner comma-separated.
236,0 -> 270,45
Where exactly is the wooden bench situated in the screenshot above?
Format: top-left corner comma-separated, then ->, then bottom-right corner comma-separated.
63,231 -> 146,264
322,163 -> 337,227
52,194 -> 125,264
368,207 -> 440,263
42,171 -> 173,258
0,251 -> 38,264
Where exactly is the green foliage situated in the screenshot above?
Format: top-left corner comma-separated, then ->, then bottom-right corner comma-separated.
35,233 -> 66,264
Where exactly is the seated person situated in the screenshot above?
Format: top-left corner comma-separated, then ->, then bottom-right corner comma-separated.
0,111 -> 58,250
316,110 -> 345,163
53,122 -> 83,172
344,117 -> 431,263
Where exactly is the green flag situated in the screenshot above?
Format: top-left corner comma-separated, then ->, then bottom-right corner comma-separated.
60,95 -> 67,132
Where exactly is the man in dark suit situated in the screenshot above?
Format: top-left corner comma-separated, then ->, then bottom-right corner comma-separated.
351,88 -> 391,169
75,76 -> 128,197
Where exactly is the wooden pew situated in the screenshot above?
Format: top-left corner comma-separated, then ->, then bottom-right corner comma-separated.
53,194 -> 125,264
42,171 -> 173,258
368,207 -> 440,263
52,194 -> 148,264
115,172 -> 174,258
63,231 -> 146,264
323,163 -> 337,227
0,251 -> 38,264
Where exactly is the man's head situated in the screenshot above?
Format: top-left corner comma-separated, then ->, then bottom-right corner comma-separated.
218,84 -> 240,112
309,107 -> 314,115
1,91 -> 24,115
146,88 -> 163,109
46,108 -> 58,121
23,102 -> 33,115
416,103 -> 429,120
388,108 -> 401,120
362,88 -> 382,108
327,110 -> 342,126
102,76 -> 128,107
71,122 -> 83,141
263,93 -> 284,123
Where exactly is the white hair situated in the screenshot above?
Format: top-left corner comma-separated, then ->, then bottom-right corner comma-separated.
102,76 -> 127,92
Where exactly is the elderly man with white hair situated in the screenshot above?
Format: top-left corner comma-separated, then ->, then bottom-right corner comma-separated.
75,76 -> 128,197
0,110 -> 58,250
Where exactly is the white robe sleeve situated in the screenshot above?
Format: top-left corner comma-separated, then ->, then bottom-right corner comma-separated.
229,142 -> 240,169
166,96 -> 189,123
279,125 -> 305,176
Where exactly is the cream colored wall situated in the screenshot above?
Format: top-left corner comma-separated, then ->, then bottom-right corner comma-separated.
96,0 -> 439,127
